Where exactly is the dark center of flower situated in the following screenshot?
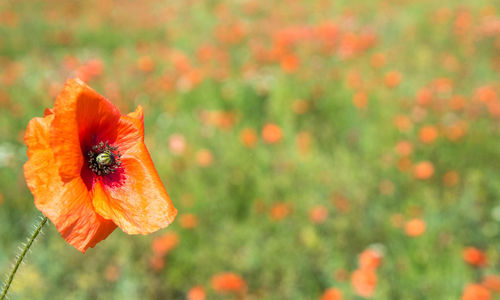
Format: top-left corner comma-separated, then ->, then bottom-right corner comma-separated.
87,141 -> 122,176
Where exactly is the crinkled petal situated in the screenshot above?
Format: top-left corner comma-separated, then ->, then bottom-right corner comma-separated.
113,105 -> 145,154
24,114 -> 116,253
93,142 -> 177,234
50,78 -> 121,182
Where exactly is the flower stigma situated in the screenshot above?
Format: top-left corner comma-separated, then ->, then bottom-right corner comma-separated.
87,141 -> 122,176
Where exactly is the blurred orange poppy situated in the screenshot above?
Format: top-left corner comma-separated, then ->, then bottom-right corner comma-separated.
351,268 -> 377,298
240,128 -> 258,148
404,218 -> 426,237
463,247 -> 487,267
482,275 -> 500,292
187,286 -> 206,300
23,78 -> 177,252
270,202 -> 292,221
211,272 -> 247,294
461,284 -> 491,300
262,123 -> 283,144
309,205 -> 328,224
179,213 -> 199,229
419,125 -> 439,144
152,231 -> 179,257
413,161 -> 434,180
384,71 -> 401,88
359,249 -> 383,270
352,91 -> 368,109
196,149 -> 214,167
319,287 -> 342,300
395,140 -> 413,156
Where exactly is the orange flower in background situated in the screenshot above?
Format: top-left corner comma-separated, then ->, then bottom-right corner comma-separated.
419,125 -> 439,144
196,149 -> 214,167
463,247 -> 487,267
482,275 -> 500,292
137,56 -> 155,73
23,78 -> 177,252
280,53 -> 300,73
416,88 -> 433,106
461,284 -> 491,300
211,272 -> 247,294
319,287 -> 343,300
351,268 -> 377,298
270,202 -> 292,221
395,140 -> 413,156
393,115 -> 413,132
413,161 -> 434,180
309,205 -> 328,224
384,71 -> 401,88
262,123 -> 283,144
352,91 -> 368,109
179,213 -> 198,229
404,218 -> 426,237
152,231 -> 179,257
187,286 -> 206,300
240,128 -> 258,148
359,249 -> 383,270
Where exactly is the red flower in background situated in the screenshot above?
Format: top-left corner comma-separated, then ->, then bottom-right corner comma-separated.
24,78 -> 177,252
211,272 -> 247,294
463,247 -> 487,267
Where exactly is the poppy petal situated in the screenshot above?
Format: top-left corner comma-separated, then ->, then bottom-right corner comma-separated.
113,105 -> 144,154
93,142 -> 177,234
50,78 -> 121,182
24,114 -> 116,253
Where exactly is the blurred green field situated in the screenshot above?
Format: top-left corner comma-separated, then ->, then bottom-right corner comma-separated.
1,0 -> 500,299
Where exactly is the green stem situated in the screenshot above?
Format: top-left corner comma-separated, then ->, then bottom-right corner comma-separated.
0,216 -> 47,300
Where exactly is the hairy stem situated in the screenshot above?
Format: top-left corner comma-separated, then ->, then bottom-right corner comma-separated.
0,216 -> 47,300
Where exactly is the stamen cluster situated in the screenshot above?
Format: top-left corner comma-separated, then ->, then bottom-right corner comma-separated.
87,141 -> 122,175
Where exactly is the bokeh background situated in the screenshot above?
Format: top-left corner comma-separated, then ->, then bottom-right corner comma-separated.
1,0 -> 500,299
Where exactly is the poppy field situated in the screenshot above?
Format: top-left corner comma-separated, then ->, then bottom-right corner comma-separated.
1,0 -> 500,299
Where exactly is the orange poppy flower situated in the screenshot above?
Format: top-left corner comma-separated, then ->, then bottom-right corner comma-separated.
413,161 -> 434,180
419,125 -> 439,144
308,205 -> 328,224
461,284 -> 491,300
319,287 -> 343,300
352,91 -> 368,109
404,218 -> 426,237
179,213 -> 198,229
482,275 -> 500,292
270,202 -> 291,221
359,249 -> 383,270
240,128 -> 258,148
351,268 -> 377,298
152,231 -> 179,257
384,71 -> 402,88
395,140 -> 413,156
463,247 -> 487,267
187,286 -> 206,300
262,123 -> 283,144
23,78 -> 177,252
196,149 -> 214,167
211,272 -> 247,294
